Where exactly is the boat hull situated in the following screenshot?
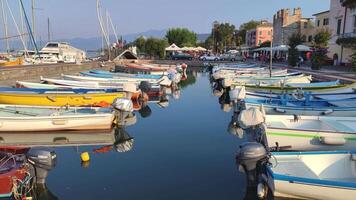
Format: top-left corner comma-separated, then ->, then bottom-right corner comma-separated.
0,114 -> 114,132
266,129 -> 356,151
245,103 -> 356,116
0,92 -> 127,106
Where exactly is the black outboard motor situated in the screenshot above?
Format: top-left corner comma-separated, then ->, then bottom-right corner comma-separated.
236,142 -> 274,199
236,142 -> 268,187
27,148 -> 57,184
138,81 -> 152,94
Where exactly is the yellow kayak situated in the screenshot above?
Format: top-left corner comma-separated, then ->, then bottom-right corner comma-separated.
0,92 -> 127,106
0,57 -> 23,67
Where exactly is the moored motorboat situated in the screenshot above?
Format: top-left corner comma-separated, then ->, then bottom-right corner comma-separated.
0,104 -> 115,131
0,88 -> 127,106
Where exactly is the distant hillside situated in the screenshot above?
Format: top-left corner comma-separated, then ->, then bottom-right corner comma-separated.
1,30 -> 210,52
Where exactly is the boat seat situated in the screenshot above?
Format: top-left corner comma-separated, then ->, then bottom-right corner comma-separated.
274,158 -> 319,179
321,119 -> 355,133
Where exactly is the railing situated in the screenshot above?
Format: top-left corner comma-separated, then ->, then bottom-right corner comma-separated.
339,32 -> 356,38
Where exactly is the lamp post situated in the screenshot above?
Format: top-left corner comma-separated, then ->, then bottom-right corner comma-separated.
269,28 -> 273,78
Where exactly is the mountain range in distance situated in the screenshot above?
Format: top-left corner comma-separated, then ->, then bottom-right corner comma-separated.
0,29 -> 210,52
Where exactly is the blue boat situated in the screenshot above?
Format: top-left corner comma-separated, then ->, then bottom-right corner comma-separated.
243,96 -> 356,116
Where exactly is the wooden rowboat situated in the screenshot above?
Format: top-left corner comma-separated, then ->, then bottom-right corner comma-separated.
0,88 -> 127,106
268,151 -> 356,200
0,105 -> 115,131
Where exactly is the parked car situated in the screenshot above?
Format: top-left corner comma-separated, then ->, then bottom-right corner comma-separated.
199,54 -> 220,61
171,53 -> 193,60
219,53 -> 245,62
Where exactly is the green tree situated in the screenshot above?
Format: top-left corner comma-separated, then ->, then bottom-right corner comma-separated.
165,28 -> 197,47
144,38 -> 168,59
236,20 -> 260,45
288,33 -> 304,67
259,41 -> 271,48
211,22 -> 236,53
342,0 -> 356,8
134,36 -> 146,53
311,30 -> 331,70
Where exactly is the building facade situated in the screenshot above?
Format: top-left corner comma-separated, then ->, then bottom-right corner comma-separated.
245,21 -> 273,48
328,0 -> 356,64
313,10 -> 330,32
273,8 -> 315,46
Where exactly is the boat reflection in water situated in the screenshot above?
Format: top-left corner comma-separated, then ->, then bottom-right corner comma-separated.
0,110 -> 137,199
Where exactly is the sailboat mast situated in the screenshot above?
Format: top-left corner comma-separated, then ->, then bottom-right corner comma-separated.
31,0 -> 35,42
47,17 -> 50,42
107,11 -> 118,43
19,0 -> 39,54
96,0 -> 110,60
1,0 -> 10,53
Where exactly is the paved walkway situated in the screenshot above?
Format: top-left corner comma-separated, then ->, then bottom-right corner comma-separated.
252,61 -> 356,83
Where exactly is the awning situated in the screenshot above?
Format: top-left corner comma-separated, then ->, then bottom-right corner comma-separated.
165,43 -> 181,51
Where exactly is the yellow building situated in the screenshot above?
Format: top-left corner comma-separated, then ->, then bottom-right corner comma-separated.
313,10 -> 330,32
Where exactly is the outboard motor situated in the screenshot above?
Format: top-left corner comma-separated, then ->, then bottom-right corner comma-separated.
138,81 -> 152,94
26,148 -> 57,184
236,142 -> 269,187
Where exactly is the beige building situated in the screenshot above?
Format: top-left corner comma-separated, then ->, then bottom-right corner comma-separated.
313,10 -> 330,32
273,8 -> 315,46
327,0 -> 356,64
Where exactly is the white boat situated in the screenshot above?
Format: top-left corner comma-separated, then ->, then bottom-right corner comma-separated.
264,115 -> 356,151
269,151 -> 356,200
0,104 -> 114,131
62,74 -> 172,87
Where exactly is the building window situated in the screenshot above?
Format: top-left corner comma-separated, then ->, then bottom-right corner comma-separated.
308,35 -> 313,42
268,31 -> 271,35
323,18 -> 329,26
304,22 -> 308,29
337,18 -> 342,35
317,20 -> 320,27
259,40 -> 262,45
259,31 -> 262,35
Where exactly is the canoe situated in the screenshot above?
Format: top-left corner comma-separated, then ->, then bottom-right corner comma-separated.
0,88 -> 127,106
268,151 -> 356,200
244,97 -> 356,116
126,63 -> 169,72
212,69 -> 291,80
62,74 -> 172,87
0,104 -> 115,131
264,115 -> 356,151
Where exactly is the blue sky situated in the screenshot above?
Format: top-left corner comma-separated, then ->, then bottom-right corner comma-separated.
2,0 -> 329,40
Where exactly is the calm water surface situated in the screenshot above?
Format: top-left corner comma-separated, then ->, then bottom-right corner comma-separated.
44,70 -> 250,199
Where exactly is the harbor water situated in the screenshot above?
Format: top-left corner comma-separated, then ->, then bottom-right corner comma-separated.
30,69 -> 255,200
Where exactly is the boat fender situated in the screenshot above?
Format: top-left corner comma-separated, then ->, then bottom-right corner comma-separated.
112,98 -> 134,112
229,86 -> 246,102
81,152 -> 90,162
237,107 -> 265,129
322,109 -> 334,115
319,137 -> 346,145
274,108 -> 286,113
222,78 -> 232,88
257,182 -> 267,199
123,83 -> 138,94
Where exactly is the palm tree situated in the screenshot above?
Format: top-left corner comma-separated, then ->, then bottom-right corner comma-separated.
342,0 -> 356,9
